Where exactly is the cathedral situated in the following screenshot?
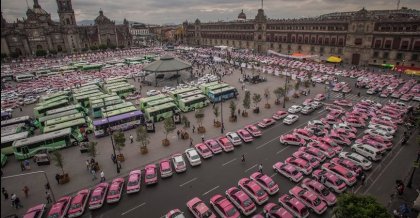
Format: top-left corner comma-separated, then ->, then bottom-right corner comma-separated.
1,0 -> 132,56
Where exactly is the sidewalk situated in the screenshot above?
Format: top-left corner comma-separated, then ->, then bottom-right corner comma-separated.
1,66 -> 325,217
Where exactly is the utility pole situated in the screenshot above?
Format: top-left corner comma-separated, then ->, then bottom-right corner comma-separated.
282,72 -> 288,108
407,151 -> 420,188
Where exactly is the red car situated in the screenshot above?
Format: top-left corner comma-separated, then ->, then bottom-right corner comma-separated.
320,116 -> 340,125
204,139 -> 223,154
328,110 -> 344,119
293,129 -> 316,141
195,143 -> 213,159
244,125 -> 262,137
298,147 -> 326,162
273,162 -> 303,183
250,172 -> 279,195
325,105 -> 344,113
356,137 -> 392,150
159,159 -> 174,178
333,99 -> 353,107
47,196 -> 71,218
257,118 -> 275,128
314,93 -> 326,101
278,194 -> 309,218
331,128 -> 356,140
331,157 -> 363,176
307,141 -> 336,158
292,151 -> 321,169
144,164 -> 158,185
186,197 -> 216,218
216,137 -> 234,152
237,129 -> 254,142
67,189 -> 90,217
315,137 -> 343,153
106,177 -> 124,204
321,163 -> 356,186
126,170 -> 141,194
23,204 -> 46,218
279,134 -> 306,146
289,186 -> 327,215
301,178 -> 336,206
89,183 -> 108,210
343,117 -> 366,128
328,133 -> 352,146
285,157 -> 313,175
238,178 -> 269,205
302,98 -> 313,106
165,209 -> 184,218
272,110 -> 288,120
209,194 -> 240,218
263,203 -> 293,218
312,169 -> 347,193
226,187 -> 256,216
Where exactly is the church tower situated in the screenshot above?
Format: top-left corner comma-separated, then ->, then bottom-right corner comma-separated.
56,0 -> 76,26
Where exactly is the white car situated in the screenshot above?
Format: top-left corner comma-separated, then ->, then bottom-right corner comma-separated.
283,115 -> 299,125
351,144 -> 382,161
171,154 -> 187,173
333,123 -> 357,134
288,105 -> 302,114
338,152 -> 372,170
367,124 -> 396,135
184,148 -> 202,166
146,90 -> 161,96
311,101 -> 323,109
363,129 -> 393,141
226,132 -> 242,146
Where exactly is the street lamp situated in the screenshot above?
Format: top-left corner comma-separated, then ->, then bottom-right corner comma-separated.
407,151 -> 420,188
104,106 -> 120,174
282,72 -> 289,108
218,76 -> 225,134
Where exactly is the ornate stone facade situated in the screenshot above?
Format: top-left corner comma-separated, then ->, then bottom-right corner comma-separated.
184,8 -> 420,67
1,0 -> 132,56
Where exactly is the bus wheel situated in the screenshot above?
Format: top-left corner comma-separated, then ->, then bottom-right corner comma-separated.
72,141 -> 79,146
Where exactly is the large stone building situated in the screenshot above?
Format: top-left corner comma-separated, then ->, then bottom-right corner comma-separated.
184,7 -> 420,67
1,0 -> 132,56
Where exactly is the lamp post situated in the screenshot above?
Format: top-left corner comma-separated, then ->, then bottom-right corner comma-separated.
218,76 -> 225,134
407,151 -> 420,188
282,71 -> 288,108
104,106 -> 120,174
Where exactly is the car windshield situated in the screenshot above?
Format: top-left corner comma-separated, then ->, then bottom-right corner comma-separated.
128,181 -> 138,186
233,136 -> 240,140
91,195 -> 102,201
177,162 -> 185,167
268,181 -> 275,188
48,213 -> 60,218
256,188 -> 265,197
346,172 -> 353,178
336,179 -> 344,185
202,210 -> 213,218
321,188 -> 330,196
226,208 -> 237,216
191,155 -> 199,160
146,173 -> 156,179
243,199 -> 253,207
109,189 -> 119,195
313,197 -> 321,206
291,170 -> 298,175
70,203 -> 81,209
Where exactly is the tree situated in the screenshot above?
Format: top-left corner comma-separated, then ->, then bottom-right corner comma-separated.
113,131 -> 126,155
136,125 -> 150,153
52,151 -> 65,175
213,105 -> 220,126
273,87 -> 285,100
90,45 -> 98,51
252,93 -> 262,108
88,141 -> 97,159
333,193 -> 391,218
35,50 -> 47,57
163,117 -> 175,140
243,91 -> 251,112
264,88 -> 271,104
229,101 -> 236,118
99,44 -> 108,50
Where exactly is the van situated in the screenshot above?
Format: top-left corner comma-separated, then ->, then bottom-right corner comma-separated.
351,144 -> 382,161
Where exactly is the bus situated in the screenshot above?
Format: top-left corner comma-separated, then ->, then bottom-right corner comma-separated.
205,83 -> 230,94
93,110 -> 144,137
38,95 -> 69,106
43,118 -> 91,141
101,102 -> 133,114
39,91 -> 70,103
1,111 -> 12,121
81,64 -> 103,71
176,90 -> 203,100
1,116 -> 33,128
44,112 -> 85,127
104,77 -> 127,84
177,94 -> 209,112
36,109 -> 80,127
1,123 -> 27,137
139,94 -> 169,111
72,85 -> 100,94
102,106 -> 138,118
103,82 -> 129,91
146,97 -> 174,109
108,85 -> 136,98
72,89 -> 102,100
207,86 -> 238,103
144,102 -> 179,122
199,81 -> 219,93
14,73 -> 35,82
33,99 -> 70,117
90,96 -> 124,118
45,104 -> 87,116
34,69 -> 51,78
1,131 -> 30,155
169,87 -> 200,100
12,128 -> 78,160
73,91 -> 104,107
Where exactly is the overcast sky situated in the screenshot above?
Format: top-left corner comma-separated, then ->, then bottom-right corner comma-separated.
2,0 -> 419,25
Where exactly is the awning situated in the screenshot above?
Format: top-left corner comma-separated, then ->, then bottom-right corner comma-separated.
381,64 -> 394,69
405,70 -> 420,76
326,56 -> 342,63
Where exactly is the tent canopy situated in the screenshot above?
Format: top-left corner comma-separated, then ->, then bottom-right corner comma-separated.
327,56 -> 342,63
143,55 -> 192,72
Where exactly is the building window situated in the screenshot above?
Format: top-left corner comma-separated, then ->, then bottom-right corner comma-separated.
320,47 -> 324,53
338,38 -> 344,46
384,40 -> 392,49
396,53 -> 404,60
374,40 -> 382,48
310,46 -> 315,52
331,38 -> 336,45
400,41 -> 409,50
383,52 -> 389,59
354,38 -> 362,45
412,54 -> 418,61
287,44 -> 291,50
271,43 -> 274,48
324,38 -> 329,45
373,51 -> 379,58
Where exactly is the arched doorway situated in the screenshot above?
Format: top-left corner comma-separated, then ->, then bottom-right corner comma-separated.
57,45 -> 63,52
15,48 -> 22,56
36,45 -> 43,50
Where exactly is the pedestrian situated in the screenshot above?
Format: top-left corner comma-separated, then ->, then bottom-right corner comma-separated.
130,134 -> 134,143
241,154 -> 245,162
91,169 -> 97,181
2,187 -> 8,200
45,183 -> 50,191
22,186 -> 29,198
55,174 -> 60,184
192,125 -> 195,133
396,180 -> 404,195
11,193 -> 16,207
20,161 -> 25,171
190,138 -> 193,147
14,196 -> 22,209
321,175 -> 326,184
85,159 -> 90,170
238,109 -> 241,115
19,107 -> 22,112
45,191 -> 52,204
258,164 -> 263,173
111,153 -> 116,164
201,134 -> 205,143
357,92 -> 361,97
100,170 -> 105,182
360,173 -> 366,186
24,159 -> 30,170
177,130 -> 180,139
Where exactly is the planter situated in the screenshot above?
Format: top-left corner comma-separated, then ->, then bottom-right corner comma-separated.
59,173 -> 70,184
214,121 -> 221,128
229,116 -> 237,122
181,132 -> 189,139
275,99 -> 281,105
162,139 -> 170,146
117,154 -> 125,162
197,126 -> 206,134
140,146 -> 148,154
253,107 -> 260,114
284,97 -> 290,102
293,93 -> 300,98
242,111 -> 248,117
264,103 -> 271,109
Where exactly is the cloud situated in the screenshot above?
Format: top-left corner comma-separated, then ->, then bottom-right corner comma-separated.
2,0 -> 419,24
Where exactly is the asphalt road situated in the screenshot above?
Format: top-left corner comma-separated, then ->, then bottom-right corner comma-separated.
85,77 -> 418,218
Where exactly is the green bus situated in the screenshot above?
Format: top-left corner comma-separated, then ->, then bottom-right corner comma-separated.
144,102 -> 179,122
139,94 -> 169,111
104,77 -> 127,84
1,116 -> 32,128
199,81 -> 219,93
89,94 -> 116,103
176,94 -> 209,112
72,85 -> 100,94
108,85 -> 136,98
36,109 -> 80,127
101,102 -> 133,114
1,123 -> 27,137
206,83 -> 230,94
38,95 -> 69,106
103,106 -> 138,118
90,96 -> 124,118
12,128 -> 78,160
44,112 -> 85,127
34,99 -> 70,117
81,64 -> 103,71
103,82 -> 129,91
1,131 -> 30,155
45,103 -> 87,116
146,97 -> 174,109
74,91 -> 104,107
1,153 -> 7,167
176,90 -> 203,100
39,91 -> 70,103
43,118 -> 91,141
169,87 -> 200,100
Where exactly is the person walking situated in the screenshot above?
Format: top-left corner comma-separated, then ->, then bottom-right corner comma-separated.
201,134 -> 205,143
100,170 -> 105,182
20,161 -> 25,171
45,191 -> 52,204
130,134 -> 134,143
14,196 -> 22,209
177,130 -> 180,139
2,187 -> 9,200
55,174 -> 60,184
11,193 -> 16,208
85,160 -> 90,171
258,164 -> 263,173
22,186 -> 29,198
241,154 -> 245,162
192,125 -> 195,133
91,169 -> 97,181
360,172 -> 366,186
190,138 -> 193,147
24,159 -> 30,170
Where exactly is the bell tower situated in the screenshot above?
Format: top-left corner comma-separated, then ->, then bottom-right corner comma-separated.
56,0 -> 76,26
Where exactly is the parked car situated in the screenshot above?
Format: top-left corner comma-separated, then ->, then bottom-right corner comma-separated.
106,178 -> 124,203
263,203 -> 293,218
288,105 -> 303,114
238,178 -> 269,205
226,187 -> 256,216
172,154 -> 187,173
244,125 -> 262,137
204,139 -> 223,154
185,148 -> 202,166
89,183 -> 109,210
159,159 -> 174,178
351,144 -> 382,161
321,163 -> 356,186
236,129 -> 254,142
338,152 -> 372,170
250,172 -> 279,195
257,118 -> 276,128
165,209 -> 185,218
285,157 -> 313,175
292,151 -> 321,169
186,197 -> 216,218
311,169 -> 347,193
273,110 -> 288,120
298,147 -> 326,162
194,143 -> 213,159
23,204 -> 46,218
144,164 -> 158,185
209,194 -> 240,218
126,170 -> 142,194
47,196 -> 72,218
283,114 -> 299,125
278,194 -> 310,218
226,132 -> 243,146
289,186 -> 327,215
301,178 -> 337,206
216,137 -> 234,152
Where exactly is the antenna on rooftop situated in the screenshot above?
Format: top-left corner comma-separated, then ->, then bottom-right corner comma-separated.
396,0 -> 400,10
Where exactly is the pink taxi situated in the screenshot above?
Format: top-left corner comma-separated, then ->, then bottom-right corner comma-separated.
126,170 -> 141,194
289,186 -> 327,215
106,177 -> 124,203
67,189 -> 90,217
250,172 -> 279,195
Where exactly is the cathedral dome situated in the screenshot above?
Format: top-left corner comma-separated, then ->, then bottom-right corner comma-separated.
238,10 -> 246,20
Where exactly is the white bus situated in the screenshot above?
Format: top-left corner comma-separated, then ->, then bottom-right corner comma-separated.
14,73 -> 35,82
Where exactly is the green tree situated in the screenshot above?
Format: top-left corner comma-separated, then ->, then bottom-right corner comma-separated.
333,193 -> 391,218
273,87 -> 285,100
252,93 -> 262,107
90,45 -> 98,51
243,91 -> 251,112
99,44 -> 108,50
195,109 -> 205,128
35,50 -> 47,57
229,101 -> 237,118
52,151 -> 65,175
213,105 -> 219,123
136,125 -> 150,151
113,131 -> 126,154
163,117 -> 175,140
264,88 -> 271,104
88,141 -> 97,159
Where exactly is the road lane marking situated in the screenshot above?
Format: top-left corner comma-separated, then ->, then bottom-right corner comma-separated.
256,137 -> 278,149
202,186 -> 220,196
318,109 -> 325,114
276,147 -> 289,155
179,177 -> 197,187
121,202 -> 146,216
270,173 -> 276,178
222,158 -> 237,166
245,164 -> 258,173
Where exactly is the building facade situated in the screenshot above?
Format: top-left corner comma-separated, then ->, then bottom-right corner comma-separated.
130,23 -> 151,47
1,0 -> 132,56
184,7 -> 420,67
